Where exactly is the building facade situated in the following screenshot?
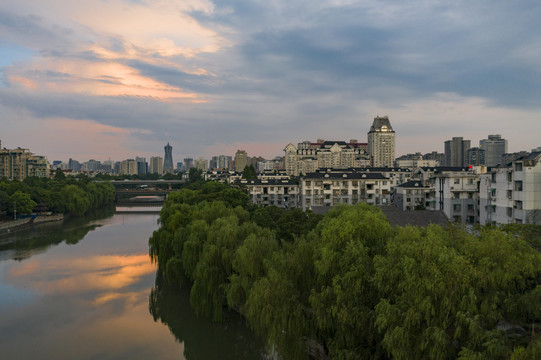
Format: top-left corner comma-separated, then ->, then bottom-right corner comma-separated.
480,134 -> 507,167
120,159 -> 138,175
149,156 -> 164,174
234,150 -> 248,172
393,180 -> 431,211
194,157 -> 209,171
465,147 -> 485,166
284,140 -> 370,176
479,152 -> 541,225
444,137 -> 471,167
300,170 -> 391,212
0,146 -> 50,180
367,116 -> 395,167
241,179 -> 300,208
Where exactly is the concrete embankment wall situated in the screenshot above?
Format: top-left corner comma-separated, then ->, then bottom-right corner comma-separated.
0,214 -> 64,233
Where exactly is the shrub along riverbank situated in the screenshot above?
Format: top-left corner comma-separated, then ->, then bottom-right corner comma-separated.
0,171 -> 116,220
149,181 -> 541,359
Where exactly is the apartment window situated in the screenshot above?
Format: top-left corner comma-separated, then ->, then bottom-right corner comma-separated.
491,189 -> 496,197
507,190 -> 512,199
467,204 -> 474,212
383,181 -> 387,185
491,173 -> 497,183
406,197 -> 411,202
514,181 -> 523,191
306,190 -> 311,195
453,204 -> 461,212
507,207 -> 513,217
507,172 -> 512,182
305,181 -> 311,186
515,218 -> 523,224
467,178 -> 474,184
515,163 -> 523,171
514,201 -> 523,210
454,179 -> 460,184
324,184 -> 331,190
468,192 -> 474,199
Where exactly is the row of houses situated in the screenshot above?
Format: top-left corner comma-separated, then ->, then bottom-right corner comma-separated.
233,151 -> 541,225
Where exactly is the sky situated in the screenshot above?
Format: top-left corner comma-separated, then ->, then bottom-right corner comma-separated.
1,0 -> 540,163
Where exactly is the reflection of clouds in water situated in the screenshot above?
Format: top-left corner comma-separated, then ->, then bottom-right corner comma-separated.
8,254 -> 155,298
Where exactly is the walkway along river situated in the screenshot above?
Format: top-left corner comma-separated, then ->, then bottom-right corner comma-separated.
0,206 -> 266,360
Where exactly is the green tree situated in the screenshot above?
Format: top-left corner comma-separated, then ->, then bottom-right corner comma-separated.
242,165 -> 257,180
9,191 -> 37,215
54,168 -> 66,181
188,167 -> 203,183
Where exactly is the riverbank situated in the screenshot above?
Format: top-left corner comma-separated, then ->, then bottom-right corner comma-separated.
0,214 -> 64,234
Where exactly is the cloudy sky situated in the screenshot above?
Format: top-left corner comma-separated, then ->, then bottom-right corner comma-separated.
1,0 -> 540,163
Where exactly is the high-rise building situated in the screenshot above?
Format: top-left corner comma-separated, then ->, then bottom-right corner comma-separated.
480,134 -> 507,166
135,157 -> 148,175
368,116 -> 395,167
150,156 -> 163,174
163,142 -> 173,174
444,137 -> 471,167
183,158 -> 194,171
465,147 -> 485,166
235,150 -> 248,172
120,159 -> 138,175
194,157 -> 208,171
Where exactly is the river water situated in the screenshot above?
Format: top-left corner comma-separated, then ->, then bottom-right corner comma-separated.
0,208 -> 266,360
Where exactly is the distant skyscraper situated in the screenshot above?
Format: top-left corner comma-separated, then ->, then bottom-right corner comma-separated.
135,156 -> 148,175
480,134 -> 507,166
194,157 -> 208,171
183,158 -> 194,171
444,137 -> 471,167
163,142 -> 173,174
150,156 -> 163,174
367,116 -> 395,167
234,150 -> 248,172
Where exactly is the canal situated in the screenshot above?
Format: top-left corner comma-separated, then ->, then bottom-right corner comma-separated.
0,207 -> 267,359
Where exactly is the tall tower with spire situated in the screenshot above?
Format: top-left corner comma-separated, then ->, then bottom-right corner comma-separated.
367,116 -> 395,167
163,142 -> 173,174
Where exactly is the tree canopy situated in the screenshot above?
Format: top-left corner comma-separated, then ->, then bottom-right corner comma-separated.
149,182 -> 541,359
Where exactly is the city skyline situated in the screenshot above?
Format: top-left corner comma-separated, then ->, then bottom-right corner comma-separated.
1,1 -> 540,161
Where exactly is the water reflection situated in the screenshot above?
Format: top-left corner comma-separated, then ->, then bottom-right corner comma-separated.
0,211 -> 266,360
149,274 -> 267,360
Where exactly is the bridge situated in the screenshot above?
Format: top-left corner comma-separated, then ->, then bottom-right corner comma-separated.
104,179 -> 186,205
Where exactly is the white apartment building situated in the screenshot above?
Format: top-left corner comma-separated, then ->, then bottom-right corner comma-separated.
393,180 -> 431,211
479,152 -> 541,225
300,170 -> 391,211
426,170 -> 481,224
119,159 -> 138,175
240,179 -> 300,208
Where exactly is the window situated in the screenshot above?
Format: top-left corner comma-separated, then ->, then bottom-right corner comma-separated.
454,179 -> 460,184
467,178 -> 474,184
515,163 -> 523,171
406,197 -> 411,202
514,181 -> 523,191
324,184 -> 331,190
467,204 -> 474,212
305,181 -> 311,186
453,204 -> 461,212
514,201 -> 523,210
507,190 -> 512,199
491,189 -> 496,197
468,192 -> 474,199
507,172 -> 512,182
507,207 -> 513,217
491,173 -> 497,183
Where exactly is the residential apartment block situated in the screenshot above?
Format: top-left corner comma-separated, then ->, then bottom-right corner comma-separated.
240,179 -> 300,208
479,152 -> 541,225
300,170 -> 391,211
0,144 -> 50,180
426,169 -> 481,225
284,140 -> 370,176
393,180 -> 431,211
